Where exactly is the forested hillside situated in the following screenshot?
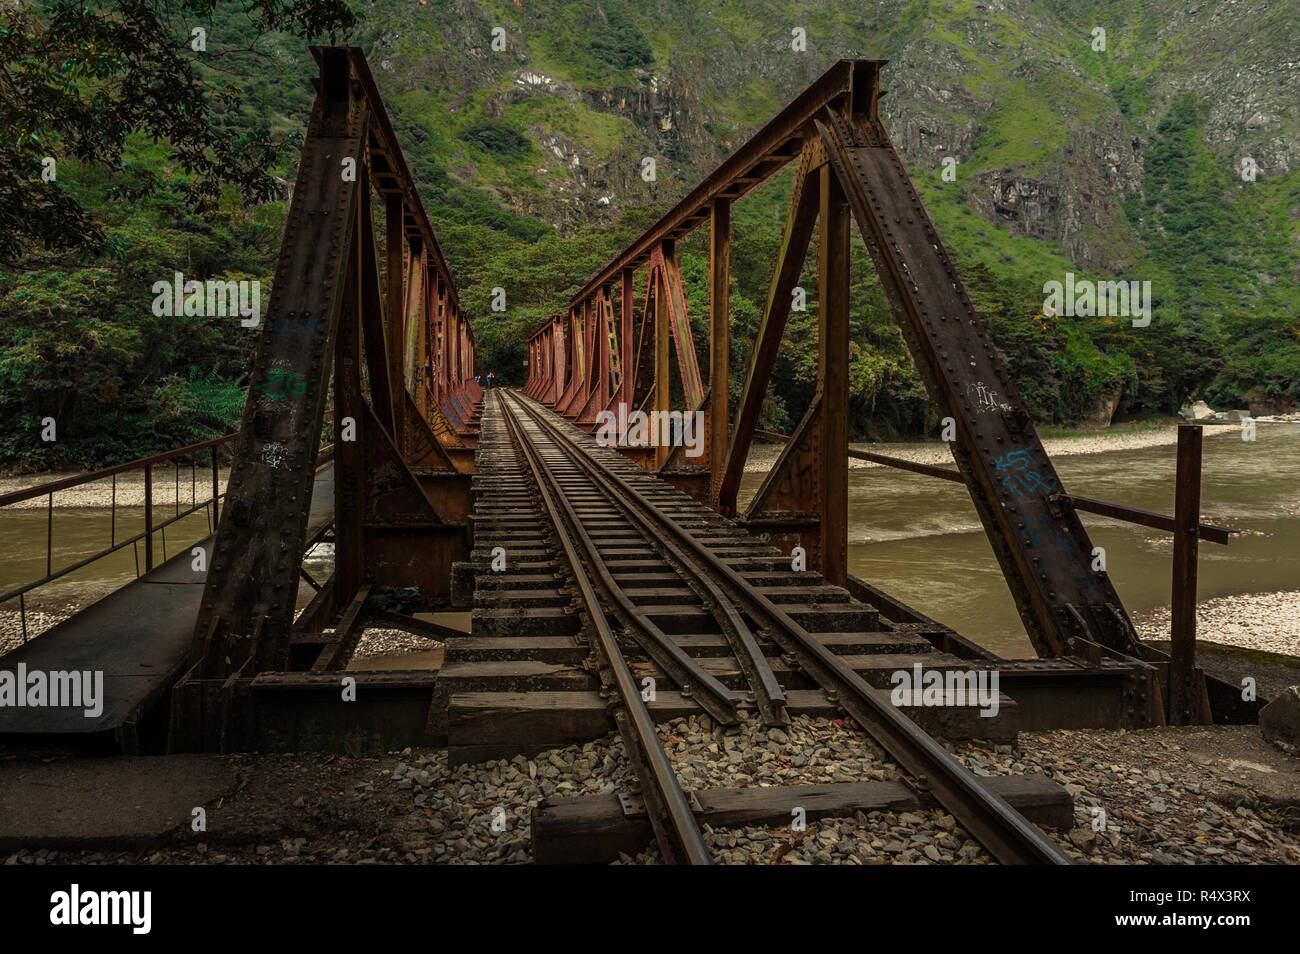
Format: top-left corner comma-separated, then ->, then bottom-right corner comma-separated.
3,0 -> 1297,469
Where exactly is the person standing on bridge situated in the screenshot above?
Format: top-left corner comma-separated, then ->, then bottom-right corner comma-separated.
487,371 -> 495,389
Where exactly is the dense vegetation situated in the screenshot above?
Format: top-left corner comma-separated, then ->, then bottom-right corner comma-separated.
2,0 -> 1296,471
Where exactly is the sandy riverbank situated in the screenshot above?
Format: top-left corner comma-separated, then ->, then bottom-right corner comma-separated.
1134,590 -> 1300,658
0,420 -> 1266,529
743,421 -> 1244,473
0,422 -> 1249,501
0,467 -> 228,510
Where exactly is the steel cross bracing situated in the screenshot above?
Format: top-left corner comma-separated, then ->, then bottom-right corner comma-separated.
187,47 -> 481,682
522,59 -> 1142,662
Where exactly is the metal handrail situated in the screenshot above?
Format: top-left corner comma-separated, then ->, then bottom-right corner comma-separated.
0,432 -> 235,507
0,432 -> 238,642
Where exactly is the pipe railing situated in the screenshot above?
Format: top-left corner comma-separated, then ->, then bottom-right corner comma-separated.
753,423 -> 1233,719
0,432 -> 238,642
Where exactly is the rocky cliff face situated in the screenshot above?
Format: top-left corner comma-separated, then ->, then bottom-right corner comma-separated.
364,0 -> 1297,275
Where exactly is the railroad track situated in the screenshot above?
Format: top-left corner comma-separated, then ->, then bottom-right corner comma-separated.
491,388 -> 1069,865
496,389 -> 712,862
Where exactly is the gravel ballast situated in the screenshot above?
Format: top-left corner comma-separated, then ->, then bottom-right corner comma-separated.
5,719 -> 1296,866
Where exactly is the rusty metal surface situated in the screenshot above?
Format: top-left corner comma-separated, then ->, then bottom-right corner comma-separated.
1168,425 -> 1204,724
566,60 -> 872,305
191,48 -> 366,676
191,48 -> 479,680
506,391 -> 1069,865
719,140 -> 823,514
0,465 -> 333,738
816,101 -> 1140,658
524,56 -> 1152,662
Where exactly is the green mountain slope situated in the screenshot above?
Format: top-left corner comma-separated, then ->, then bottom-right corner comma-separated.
356,0 -> 1299,430
3,0 -> 1297,467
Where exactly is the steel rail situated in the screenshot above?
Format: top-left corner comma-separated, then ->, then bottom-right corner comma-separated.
508,391 -> 1071,865
504,391 -> 788,727
502,397 -> 743,726
496,391 -> 712,864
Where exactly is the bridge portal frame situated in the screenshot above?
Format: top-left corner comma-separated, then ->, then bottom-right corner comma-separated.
184,47 -> 480,689
523,59 -> 1153,665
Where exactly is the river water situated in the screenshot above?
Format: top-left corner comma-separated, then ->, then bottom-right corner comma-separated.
740,424 -> 1300,658
3,425 -> 1297,658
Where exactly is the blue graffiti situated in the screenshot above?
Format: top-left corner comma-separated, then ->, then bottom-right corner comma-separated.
993,448 -> 1058,497
1022,513 -> 1090,587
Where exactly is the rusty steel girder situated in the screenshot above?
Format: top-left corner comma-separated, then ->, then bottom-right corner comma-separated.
815,102 -> 1140,658
525,58 -> 1141,660
190,48 -> 480,679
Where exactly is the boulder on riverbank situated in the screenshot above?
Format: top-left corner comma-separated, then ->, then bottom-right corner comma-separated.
1178,400 -> 1215,422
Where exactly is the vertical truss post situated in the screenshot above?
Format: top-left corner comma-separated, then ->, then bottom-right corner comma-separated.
435,279 -> 446,401
654,262 -> 671,469
191,46 -> 364,676
384,192 -> 406,450
717,141 -> 820,515
403,241 -> 424,407
553,318 -> 566,403
603,285 -> 619,410
656,239 -> 705,411
709,198 -> 732,507
447,312 -> 457,390
335,202 -> 366,601
817,165 -> 851,586
1169,425 -> 1203,725
463,319 -> 471,383
357,166 -> 396,438
816,80 -> 1142,658
621,268 -> 635,410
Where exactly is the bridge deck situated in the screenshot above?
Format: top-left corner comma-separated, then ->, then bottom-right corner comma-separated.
0,463 -> 335,742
